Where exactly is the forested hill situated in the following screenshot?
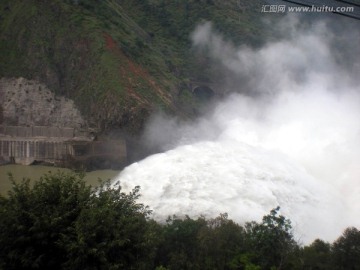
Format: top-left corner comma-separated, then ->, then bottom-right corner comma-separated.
0,0 -> 268,134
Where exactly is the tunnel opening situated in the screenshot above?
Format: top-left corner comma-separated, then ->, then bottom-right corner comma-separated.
193,86 -> 215,101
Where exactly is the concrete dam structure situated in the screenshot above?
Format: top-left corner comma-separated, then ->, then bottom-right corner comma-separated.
0,139 -> 74,165
0,126 -> 127,168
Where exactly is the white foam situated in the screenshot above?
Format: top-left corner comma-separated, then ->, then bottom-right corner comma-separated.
113,19 -> 360,244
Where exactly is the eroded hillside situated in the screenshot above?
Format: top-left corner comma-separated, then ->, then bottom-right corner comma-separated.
0,0 -> 268,134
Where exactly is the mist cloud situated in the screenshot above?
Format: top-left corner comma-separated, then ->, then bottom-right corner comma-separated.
191,18 -> 353,96
115,16 -> 360,243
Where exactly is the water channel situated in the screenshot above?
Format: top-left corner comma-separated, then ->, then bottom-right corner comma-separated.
0,165 -> 120,195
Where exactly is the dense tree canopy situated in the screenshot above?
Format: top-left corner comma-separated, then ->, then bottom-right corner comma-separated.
0,172 -> 359,270
332,227 -> 360,270
244,206 -> 297,270
0,173 -> 153,270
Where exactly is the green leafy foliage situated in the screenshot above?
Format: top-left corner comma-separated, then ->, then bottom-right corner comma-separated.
299,239 -> 332,270
0,172 -> 91,269
62,181 -> 154,270
332,227 -> 360,270
244,206 -> 297,270
0,173 -> 359,270
197,214 -> 247,270
155,215 -> 207,269
0,173 -> 153,270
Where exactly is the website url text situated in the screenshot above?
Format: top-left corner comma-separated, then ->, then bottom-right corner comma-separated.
261,5 -> 355,13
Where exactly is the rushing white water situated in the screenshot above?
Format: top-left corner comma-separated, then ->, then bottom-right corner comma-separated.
113,18 -> 360,243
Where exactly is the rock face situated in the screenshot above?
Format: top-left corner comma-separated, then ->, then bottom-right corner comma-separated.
0,78 -> 127,170
0,77 -> 86,128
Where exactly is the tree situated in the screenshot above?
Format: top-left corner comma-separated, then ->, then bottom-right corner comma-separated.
197,213 -> 247,270
244,207 -> 297,270
0,172 -> 154,270
0,172 -> 91,270
300,239 -> 332,270
62,181 -> 154,270
155,215 -> 207,270
332,227 -> 360,270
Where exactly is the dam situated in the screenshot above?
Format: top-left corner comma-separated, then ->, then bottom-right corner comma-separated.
0,125 -> 127,168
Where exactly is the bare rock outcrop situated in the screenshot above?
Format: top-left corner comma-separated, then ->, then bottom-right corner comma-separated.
0,77 -> 86,128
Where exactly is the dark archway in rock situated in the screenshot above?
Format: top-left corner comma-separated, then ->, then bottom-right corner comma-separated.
193,86 -> 215,101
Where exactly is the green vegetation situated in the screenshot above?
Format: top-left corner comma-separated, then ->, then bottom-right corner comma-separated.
0,172 -> 153,269
0,172 -> 359,270
0,0 -> 271,133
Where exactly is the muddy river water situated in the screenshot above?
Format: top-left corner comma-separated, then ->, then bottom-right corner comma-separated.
0,165 -> 120,195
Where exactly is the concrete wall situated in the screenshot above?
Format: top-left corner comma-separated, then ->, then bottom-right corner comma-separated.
0,138 -> 127,167
0,126 -> 127,167
0,125 -> 76,138
0,139 -> 74,165
71,140 -> 127,161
